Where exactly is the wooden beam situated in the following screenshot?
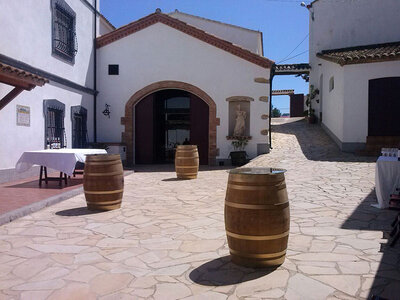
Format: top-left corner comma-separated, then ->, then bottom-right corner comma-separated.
0,73 -> 33,90
0,87 -> 24,110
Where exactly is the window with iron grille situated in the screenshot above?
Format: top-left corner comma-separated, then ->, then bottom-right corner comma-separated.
43,100 -> 65,148
71,106 -> 88,148
51,0 -> 77,62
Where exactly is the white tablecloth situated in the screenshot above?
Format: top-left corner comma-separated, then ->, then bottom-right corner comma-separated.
15,149 -> 108,176
375,156 -> 400,209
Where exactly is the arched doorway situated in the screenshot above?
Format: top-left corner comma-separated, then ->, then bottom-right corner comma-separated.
121,81 -> 217,166
135,89 -> 208,164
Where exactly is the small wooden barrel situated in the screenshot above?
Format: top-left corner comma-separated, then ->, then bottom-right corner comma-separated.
83,154 -> 124,211
175,145 -> 199,179
224,167 -> 289,267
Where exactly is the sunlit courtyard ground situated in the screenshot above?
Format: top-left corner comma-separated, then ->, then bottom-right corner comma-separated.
0,117 -> 399,299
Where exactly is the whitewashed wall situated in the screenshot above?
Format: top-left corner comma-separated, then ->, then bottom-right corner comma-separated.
342,61 -> 400,143
313,60 -> 345,142
309,0 -> 400,60
308,0 -> 400,149
99,16 -> 114,36
169,11 -> 263,55
97,23 -> 270,161
0,0 -> 97,172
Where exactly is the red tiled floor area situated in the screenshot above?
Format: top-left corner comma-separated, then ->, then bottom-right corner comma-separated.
0,173 -> 83,215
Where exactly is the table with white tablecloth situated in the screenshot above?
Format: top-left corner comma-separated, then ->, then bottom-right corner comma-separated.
375,156 -> 400,209
15,149 -> 108,186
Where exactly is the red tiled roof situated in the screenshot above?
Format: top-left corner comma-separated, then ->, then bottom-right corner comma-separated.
275,63 -> 310,74
0,62 -> 48,90
317,41 -> 400,66
96,12 -> 274,68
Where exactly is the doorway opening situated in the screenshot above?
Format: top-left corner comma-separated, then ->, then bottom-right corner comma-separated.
135,89 -> 209,165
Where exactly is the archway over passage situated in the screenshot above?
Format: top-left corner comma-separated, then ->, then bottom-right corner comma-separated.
121,81 -> 217,166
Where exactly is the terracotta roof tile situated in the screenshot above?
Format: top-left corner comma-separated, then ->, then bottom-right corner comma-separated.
96,12 -> 274,69
275,63 -> 310,73
317,41 -> 400,66
0,63 -> 48,89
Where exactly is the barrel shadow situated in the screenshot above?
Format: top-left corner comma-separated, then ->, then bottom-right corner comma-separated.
189,256 -> 277,286
161,178 -> 187,182
55,206 -> 103,216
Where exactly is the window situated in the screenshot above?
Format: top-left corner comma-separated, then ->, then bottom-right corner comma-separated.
329,76 -> 334,92
52,0 -> 77,62
44,100 -> 65,148
108,64 -> 119,75
71,106 -> 88,148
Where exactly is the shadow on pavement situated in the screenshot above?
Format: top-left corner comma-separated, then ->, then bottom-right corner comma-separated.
6,177 -> 83,189
340,191 -> 400,298
55,206 -> 103,216
134,164 -> 234,173
271,118 -> 376,163
189,256 -> 277,286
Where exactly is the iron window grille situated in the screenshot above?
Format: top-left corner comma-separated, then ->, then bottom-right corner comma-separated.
71,106 -> 88,148
44,100 -> 65,148
51,0 -> 77,62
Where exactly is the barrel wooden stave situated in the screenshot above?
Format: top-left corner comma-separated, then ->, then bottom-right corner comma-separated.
175,145 -> 199,179
224,171 -> 289,267
84,154 -> 124,211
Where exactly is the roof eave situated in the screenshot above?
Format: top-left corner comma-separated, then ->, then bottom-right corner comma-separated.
96,12 -> 274,69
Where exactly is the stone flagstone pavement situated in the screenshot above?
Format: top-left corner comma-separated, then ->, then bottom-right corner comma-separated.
0,117 -> 399,299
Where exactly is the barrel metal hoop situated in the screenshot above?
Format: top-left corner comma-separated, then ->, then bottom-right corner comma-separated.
227,183 -> 287,191
229,248 -> 286,259
226,230 -> 289,240
176,166 -> 199,169
84,189 -> 124,195
85,161 -> 121,166
225,201 -> 289,210
175,157 -> 199,160
85,171 -> 123,176
86,199 -> 122,205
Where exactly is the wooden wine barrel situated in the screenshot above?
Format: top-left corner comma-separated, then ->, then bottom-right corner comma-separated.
224,167 -> 289,267
175,145 -> 199,179
83,154 -> 124,211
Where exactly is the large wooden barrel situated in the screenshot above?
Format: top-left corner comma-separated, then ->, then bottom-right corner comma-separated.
175,145 -> 199,179
224,167 -> 289,267
83,154 -> 124,211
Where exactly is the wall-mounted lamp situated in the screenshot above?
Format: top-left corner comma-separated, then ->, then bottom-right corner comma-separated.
301,2 -> 314,21
102,103 -> 111,118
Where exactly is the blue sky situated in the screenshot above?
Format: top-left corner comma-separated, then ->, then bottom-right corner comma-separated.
100,0 -> 310,114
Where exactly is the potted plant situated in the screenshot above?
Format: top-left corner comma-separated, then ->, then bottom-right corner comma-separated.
305,85 -> 319,124
230,136 -> 249,166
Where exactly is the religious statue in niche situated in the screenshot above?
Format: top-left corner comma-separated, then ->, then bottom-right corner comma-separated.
233,104 -> 247,137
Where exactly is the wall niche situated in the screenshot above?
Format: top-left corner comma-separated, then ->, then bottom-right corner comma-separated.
226,96 -> 252,138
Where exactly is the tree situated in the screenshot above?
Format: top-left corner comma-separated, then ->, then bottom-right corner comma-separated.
272,107 -> 281,117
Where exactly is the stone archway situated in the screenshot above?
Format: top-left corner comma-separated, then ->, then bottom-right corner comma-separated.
121,81 -> 217,166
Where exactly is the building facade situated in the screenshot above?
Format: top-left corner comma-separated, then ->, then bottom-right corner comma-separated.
308,0 -> 400,152
96,11 -> 272,165
0,0 -> 111,182
0,4 -> 272,182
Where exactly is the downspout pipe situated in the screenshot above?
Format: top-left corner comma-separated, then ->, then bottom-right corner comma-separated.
93,0 -> 97,142
269,64 -> 276,149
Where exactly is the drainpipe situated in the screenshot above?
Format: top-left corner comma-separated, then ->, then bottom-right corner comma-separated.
93,0 -> 97,142
269,64 -> 275,149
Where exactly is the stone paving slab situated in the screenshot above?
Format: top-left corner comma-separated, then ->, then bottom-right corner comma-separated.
0,118 -> 399,299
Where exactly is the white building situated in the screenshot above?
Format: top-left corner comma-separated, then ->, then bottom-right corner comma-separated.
308,0 -> 400,152
96,10 -> 272,165
0,0 -> 114,183
0,4 -> 272,181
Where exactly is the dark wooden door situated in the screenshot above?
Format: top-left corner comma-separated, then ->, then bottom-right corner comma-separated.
368,77 -> 400,136
290,94 -> 304,117
135,94 -> 154,164
190,95 -> 209,165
